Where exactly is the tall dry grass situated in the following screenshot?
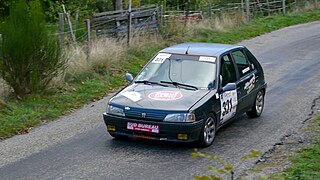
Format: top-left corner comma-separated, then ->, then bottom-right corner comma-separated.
163,10 -> 246,39
64,31 -> 164,79
293,0 -> 320,13
65,37 -> 126,77
0,79 -> 11,98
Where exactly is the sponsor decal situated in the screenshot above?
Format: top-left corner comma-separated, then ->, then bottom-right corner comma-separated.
127,122 -> 159,133
244,74 -> 256,94
121,91 -> 141,102
242,67 -> 250,74
220,89 -> 238,123
152,53 -> 172,64
199,56 -> 216,63
148,91 -> 183,101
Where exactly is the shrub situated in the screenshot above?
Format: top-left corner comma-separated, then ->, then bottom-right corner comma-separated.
0,0 -> 66,98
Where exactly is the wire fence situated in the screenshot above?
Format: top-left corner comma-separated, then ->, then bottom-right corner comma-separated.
53,0 -> 318,59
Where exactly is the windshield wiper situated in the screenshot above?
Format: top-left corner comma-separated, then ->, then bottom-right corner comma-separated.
135,80 -> 168,87
160,81 -> 198,90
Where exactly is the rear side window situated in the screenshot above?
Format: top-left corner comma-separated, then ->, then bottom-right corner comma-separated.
232,50 -> 251,78
244,48 -> 263,74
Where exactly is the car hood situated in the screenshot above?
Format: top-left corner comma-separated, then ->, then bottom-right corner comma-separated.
109,83 -> 211,111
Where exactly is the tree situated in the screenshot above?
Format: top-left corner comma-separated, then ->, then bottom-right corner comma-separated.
0,0 -> 66,98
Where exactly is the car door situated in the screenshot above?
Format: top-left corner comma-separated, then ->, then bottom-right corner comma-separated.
231,48 -> 256,113
219,53 -> 239,124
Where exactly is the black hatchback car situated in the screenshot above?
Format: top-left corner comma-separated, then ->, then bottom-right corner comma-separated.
103,42 -> 267,147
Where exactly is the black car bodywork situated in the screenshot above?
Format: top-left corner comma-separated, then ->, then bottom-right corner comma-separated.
103,42 -> 267,147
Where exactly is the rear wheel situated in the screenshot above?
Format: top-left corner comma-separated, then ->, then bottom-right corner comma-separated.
247,90 -> 265,118
197,114 -> 216,147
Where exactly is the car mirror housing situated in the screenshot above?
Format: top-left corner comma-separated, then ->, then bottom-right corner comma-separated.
222,83 -> 237,92
125,73 -> 134,82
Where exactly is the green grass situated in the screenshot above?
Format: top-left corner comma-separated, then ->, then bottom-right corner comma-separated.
281,142 -> 320,179
272,116 -> 320,179
187,9 -> 320,44
0,8 -> 320,138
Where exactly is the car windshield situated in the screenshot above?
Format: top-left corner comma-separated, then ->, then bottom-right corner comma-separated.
135,53 -> 217,89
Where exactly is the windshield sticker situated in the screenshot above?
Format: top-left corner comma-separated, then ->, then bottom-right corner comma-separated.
244,74 -> 256,94
148,91 -> 183,101
199,56 -> 216,63
220,89 -> 238,123
152,53 -> 172,64
121,91 -> 142,102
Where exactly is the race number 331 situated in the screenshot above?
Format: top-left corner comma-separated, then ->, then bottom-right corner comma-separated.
220,89 -> 238,122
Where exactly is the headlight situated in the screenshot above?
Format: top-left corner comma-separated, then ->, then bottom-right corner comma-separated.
107,105 -> 125,116
164,113 -> 196,122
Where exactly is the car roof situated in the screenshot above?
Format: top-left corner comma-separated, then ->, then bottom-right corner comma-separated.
159,42 -> 243,57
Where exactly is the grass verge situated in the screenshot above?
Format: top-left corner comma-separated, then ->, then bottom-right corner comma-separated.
0,9 -> 320,139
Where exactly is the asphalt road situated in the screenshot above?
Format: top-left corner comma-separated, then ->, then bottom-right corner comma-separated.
1,21 -> 320,180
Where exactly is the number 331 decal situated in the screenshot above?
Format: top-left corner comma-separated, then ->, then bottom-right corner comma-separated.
220,89 -> 238,123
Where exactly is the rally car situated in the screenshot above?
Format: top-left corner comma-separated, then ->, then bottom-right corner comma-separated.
103,42 -> 267,147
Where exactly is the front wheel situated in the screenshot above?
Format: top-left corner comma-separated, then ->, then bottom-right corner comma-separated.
197,114 -> 217,147
247,90 -> 265,118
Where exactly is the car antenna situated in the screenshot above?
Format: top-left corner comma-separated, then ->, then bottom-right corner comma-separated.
185,46 -> 190,55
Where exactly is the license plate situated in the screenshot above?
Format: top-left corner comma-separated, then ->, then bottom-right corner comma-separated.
127,122 -> 159,133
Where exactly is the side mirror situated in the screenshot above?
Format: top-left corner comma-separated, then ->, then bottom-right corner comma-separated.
222,83 -> 237,92
125,73 -> 134,82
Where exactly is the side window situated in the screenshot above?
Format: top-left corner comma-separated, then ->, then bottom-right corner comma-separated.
221,54 -> 237,87
232,50 -> 251,78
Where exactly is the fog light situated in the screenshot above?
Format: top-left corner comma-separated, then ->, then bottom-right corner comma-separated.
177,134 -> 188,140
107,125 -> 116,131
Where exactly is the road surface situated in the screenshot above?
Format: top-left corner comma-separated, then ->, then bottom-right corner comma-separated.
0,21 -> 320,179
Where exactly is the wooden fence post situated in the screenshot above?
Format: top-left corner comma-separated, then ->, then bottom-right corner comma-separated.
241,0 -> 244,10
208,3 -> 212,17
66,12 -> 75,42
282,0 -> 286,15
58,13 -> 64,49
266,0 -> 271,16
61,4 -> 75,42
85,19 -> 91,60
159,5 -> 163,27
0,34 -> 2,48
74,9 -> 79,36
127,12 -> 132,45
245,0 -> 250,23
185,2 -> 189,27
127,0 -> 132,45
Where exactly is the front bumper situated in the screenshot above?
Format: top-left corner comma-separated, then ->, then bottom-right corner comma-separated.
103,113 -> 204,142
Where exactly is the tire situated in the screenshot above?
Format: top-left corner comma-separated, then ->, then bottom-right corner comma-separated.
197,114 -> 217,147
247,90 -> 265,118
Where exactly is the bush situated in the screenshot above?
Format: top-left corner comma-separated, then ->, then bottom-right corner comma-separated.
0,0 -> 66,98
